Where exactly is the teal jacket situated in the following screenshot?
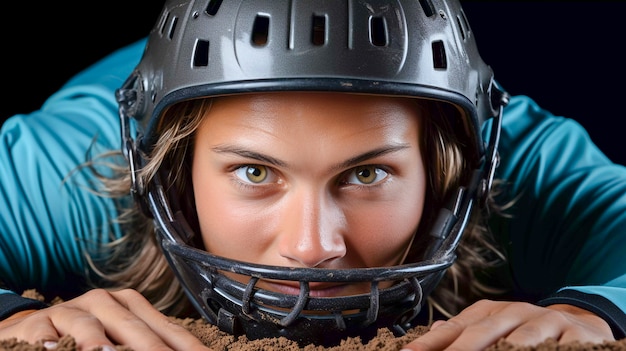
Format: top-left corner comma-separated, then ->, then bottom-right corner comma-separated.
1,39 -> 625,337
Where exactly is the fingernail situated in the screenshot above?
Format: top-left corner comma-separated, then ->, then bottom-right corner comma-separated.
101,346 -> 117,351
43,341 -> 58,349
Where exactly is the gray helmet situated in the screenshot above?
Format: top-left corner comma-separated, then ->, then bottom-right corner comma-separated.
116,0 -> 508,346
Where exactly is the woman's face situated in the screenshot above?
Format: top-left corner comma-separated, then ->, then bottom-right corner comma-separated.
192,92 -> 426,297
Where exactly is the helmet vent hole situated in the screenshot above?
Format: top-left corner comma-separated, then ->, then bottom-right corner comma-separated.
432,40 -> 447,69
193,39 -> 210,67
456,16 -> 466,40
205,0 -> 223,16
418,0 -> 436,17
369,16 -> 388,47
459,11 -> 471,36
159,11 -> 178,40
157,12 -> 169,35
167,16 -> 179,40
251,15 -> 270,46
311,15 -> 326,46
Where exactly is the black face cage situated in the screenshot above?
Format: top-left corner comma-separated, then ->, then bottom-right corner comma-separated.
116,73 -> 508,350
139,129 -> 506,346
117,77 -> 508,345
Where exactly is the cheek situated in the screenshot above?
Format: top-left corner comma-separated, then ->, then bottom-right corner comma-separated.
193,181 -> 268,259
191,156 -> 255,260
344,180 -> 425,267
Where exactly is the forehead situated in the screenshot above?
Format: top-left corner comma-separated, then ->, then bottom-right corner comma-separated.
195,92 -> 424,169
202,92 -> 424,129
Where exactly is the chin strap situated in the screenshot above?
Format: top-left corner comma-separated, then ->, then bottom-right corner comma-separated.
480,86 -> 509,207
423,85 -> 510,261
116,73 -> 153,218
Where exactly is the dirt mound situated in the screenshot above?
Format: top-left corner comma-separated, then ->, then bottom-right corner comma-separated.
2,290 -> 624,351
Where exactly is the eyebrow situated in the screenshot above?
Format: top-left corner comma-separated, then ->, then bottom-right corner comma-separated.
212,145 -> 288,167
332,144 -> 411,171
211,143 -> 411,171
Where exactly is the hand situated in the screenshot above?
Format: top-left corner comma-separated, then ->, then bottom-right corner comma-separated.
402,299 -> 614,351
0,288 -> 212,351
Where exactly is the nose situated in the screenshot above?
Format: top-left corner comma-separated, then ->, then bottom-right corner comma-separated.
278,188 -> 347,267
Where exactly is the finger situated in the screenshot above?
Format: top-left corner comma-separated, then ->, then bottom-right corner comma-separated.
502,310 -> 561,346
0,309 -> 60,345
46,304 -> 117,351
438,302 -> 540,350
90,289 -> 210,351
403,300 -> 521,351
402,302 -> 492,351
404,317 -> 514,351
113,290 -> 212,351
402,321 -> 464,351
61,289 -> 176,351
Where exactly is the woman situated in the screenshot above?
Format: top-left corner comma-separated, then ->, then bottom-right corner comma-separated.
1,0 -> 623,350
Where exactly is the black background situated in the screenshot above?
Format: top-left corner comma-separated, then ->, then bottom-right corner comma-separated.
3,2 -> 624,164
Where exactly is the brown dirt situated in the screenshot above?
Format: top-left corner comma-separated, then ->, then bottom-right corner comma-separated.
2,290 -> 625,351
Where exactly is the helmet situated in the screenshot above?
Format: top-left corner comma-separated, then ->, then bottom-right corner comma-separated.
116,0 -> 509,346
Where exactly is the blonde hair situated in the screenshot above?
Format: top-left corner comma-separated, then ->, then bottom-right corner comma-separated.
417,101 -> 508,319
86,99 -> 209,315
88,96 -> 507,319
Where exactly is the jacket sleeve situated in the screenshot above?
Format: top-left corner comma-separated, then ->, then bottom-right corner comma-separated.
492,95 -> 626,338
0,289 -> 49,320
0,39 -> 146,308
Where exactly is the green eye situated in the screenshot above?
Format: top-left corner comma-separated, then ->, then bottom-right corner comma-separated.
346,165 -> 388,185
246,165 -> 267,183
356,166 -> 376,184
235,165 -> 269,183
